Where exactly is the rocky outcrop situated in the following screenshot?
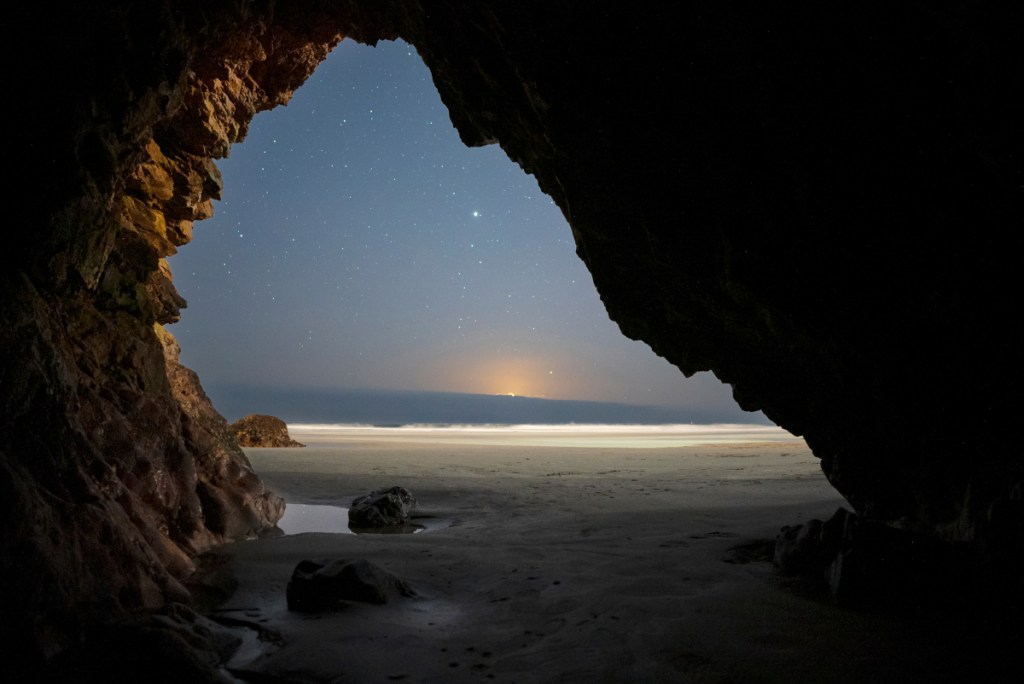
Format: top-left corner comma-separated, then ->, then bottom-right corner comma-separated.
3,0 -> 1021,667
231,414 -> 304,448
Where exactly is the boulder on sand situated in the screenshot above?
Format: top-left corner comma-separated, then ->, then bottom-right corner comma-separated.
286,558 -> 416,610
348,486 -> 416,529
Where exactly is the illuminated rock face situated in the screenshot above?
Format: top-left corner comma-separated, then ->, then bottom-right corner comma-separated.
231,414 -> 305,448
2,0 -> 1019,662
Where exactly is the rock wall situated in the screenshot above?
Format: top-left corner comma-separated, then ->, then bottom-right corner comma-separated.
2,0 -> 365,662
3,0 -> 1020,664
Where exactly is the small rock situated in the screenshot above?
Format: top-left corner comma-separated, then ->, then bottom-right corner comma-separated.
776,507 -> 970,606
286,558 -> 416,611
774,518 -> 826,574
230,414 -> 304,448
349,486 -> 416,529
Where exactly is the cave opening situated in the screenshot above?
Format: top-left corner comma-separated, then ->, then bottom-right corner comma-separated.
7,3 -> 1019,677
168,38 -> 757,426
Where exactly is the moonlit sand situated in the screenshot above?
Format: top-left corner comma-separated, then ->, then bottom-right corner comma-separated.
211,425 -> 974,682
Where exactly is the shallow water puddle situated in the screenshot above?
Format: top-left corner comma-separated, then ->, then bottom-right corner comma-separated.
277,503 -> 353,535
278,503 -> 445,535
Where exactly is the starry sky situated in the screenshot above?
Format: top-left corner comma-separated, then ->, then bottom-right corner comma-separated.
169,39 -> 762,423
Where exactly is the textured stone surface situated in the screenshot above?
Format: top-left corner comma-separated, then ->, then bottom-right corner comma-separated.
3,0 -> 335,663
231,414 -> 304,448
349,486 -> 417,529
286,558 -> 417,610
3,0 -> 1021,667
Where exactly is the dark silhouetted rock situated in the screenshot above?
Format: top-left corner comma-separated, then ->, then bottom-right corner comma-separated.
286,559 -> 416,611
230,414 -> 304,448
775,518 -> 826,575
43,603 -> 242,683
776,508 -> 974,606
349,486 -> 416,529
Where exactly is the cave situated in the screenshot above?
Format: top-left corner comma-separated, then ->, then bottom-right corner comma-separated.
3,0 -> 1020,676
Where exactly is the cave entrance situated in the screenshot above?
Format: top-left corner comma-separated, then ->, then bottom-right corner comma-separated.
168,38 -> 752,426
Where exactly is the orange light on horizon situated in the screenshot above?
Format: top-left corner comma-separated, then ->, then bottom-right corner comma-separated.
482,358 -> 550,398
404,346 -> 574,400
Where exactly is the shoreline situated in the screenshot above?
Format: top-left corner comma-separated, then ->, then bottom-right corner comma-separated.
287,423 -> 797,450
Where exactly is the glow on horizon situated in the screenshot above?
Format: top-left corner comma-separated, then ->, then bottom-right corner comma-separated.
415,352 -> 555,399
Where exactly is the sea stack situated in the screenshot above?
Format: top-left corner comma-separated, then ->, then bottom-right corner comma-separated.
231,414 -> 305,448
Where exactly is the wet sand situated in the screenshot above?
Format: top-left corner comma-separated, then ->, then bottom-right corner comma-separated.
212,427 -> 989,683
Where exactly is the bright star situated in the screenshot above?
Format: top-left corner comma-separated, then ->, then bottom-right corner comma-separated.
472,211 -> 481,217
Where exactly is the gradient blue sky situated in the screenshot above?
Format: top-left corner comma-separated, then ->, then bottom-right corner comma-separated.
168,38 -> 760,421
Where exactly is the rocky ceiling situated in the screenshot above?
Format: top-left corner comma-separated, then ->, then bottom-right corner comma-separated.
3,0 -> 1020,667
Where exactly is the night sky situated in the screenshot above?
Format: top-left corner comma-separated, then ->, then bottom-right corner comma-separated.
169,39 -> 761,423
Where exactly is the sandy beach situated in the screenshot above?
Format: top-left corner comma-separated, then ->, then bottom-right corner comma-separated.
208,426 -> 992,683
